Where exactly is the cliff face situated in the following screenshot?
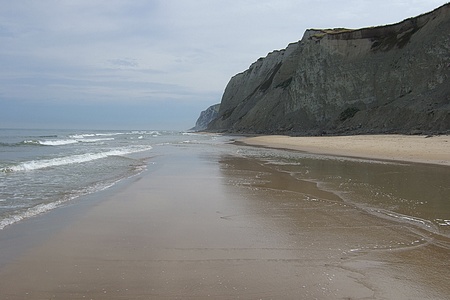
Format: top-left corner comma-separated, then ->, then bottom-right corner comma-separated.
191,103 -> 220,131
208,4 -> 450,135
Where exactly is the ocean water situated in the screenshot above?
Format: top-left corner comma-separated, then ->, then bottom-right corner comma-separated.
0,128 -> 216,230
2,128 -> 449,241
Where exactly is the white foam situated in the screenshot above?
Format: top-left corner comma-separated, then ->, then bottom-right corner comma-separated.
70,134 -> 95,139
25,137 -> 116,146
39,139 -> 79,146
95,132 -> 124,137
0,201 -> 61,230
0,179 -> 125,230
379,210 -> 435,230
436,219 -> 450,226
2,146 -> 153,172
70,132 -> 123,139
148,131 -> 161,136
79,138 -> 115,143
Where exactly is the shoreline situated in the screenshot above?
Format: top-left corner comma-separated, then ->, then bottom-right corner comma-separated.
237,134 -> 450,166
0,141 -> 449,299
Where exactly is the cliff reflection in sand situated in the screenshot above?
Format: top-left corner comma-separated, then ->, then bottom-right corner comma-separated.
222,146 -> 450,237
218,149 -> 450,298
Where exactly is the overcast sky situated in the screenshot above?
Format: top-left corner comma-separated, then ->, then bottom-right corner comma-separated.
1,0 -> 448,130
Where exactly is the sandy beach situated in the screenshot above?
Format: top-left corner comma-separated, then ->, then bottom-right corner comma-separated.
0,138 -> 449,299
239,134 -> 450,166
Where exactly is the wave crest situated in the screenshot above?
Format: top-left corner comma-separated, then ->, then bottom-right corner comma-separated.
1,146 -> 153,173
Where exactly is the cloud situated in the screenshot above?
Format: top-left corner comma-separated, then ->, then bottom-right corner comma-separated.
108,58 -> 139,68
0,0 -> 448,129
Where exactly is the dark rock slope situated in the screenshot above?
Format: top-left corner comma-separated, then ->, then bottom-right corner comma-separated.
191,103 -> 220,131
208,3 -> 450,135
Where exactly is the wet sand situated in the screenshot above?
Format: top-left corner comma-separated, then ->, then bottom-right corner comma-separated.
0,142 -> 449,299
239,134 -> 450,166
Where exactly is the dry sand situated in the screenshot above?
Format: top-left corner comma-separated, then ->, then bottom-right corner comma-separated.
0,141 -> 448,299
239,134 -> 450,166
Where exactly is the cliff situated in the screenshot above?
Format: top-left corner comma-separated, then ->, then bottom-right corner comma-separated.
208,3 -> 450,135
191,103 -> 220,131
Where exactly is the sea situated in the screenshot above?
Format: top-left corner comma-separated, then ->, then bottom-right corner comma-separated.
0,128 -> 218,230
1,128 -> 449,240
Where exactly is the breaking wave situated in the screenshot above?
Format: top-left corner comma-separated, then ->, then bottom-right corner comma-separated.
1,146 -> 153,173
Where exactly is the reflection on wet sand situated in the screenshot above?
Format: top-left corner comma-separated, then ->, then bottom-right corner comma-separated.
219,152 -> 450,299
0,141 -> 448,299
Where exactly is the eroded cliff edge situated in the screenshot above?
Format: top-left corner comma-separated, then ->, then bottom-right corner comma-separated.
191,103 -> 220,131
208,4 -> 450,135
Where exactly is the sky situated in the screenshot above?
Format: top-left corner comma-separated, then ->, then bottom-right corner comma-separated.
1,0 -> 448,130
